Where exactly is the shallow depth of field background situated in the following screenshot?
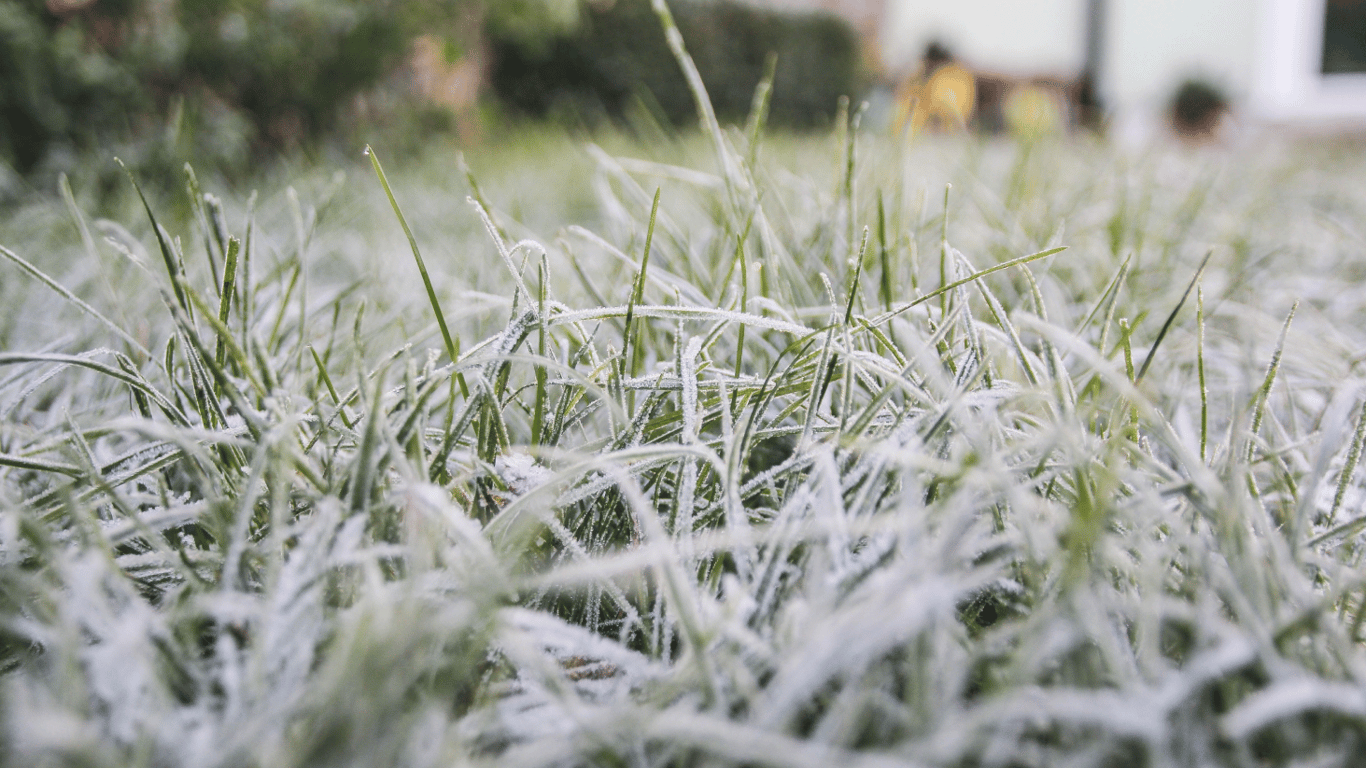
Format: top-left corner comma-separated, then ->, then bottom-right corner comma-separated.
5,2 -> 1366,767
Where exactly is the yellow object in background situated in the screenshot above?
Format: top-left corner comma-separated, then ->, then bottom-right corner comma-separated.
1003,84 -> 1065,139
896,63 -> 977,136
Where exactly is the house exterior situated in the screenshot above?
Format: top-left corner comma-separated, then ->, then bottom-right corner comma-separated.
1254,0 -> 1366,124
751,0 -> 1366,131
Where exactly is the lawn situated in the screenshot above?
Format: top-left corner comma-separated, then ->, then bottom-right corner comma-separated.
4,81 -> 1366,766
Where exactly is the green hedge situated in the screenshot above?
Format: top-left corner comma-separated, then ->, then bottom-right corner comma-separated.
0,1 -> 143,174
489,0 -> 868,130
0,0 -> 579,184
0,0 -> 429,184
172,0 -> 410,145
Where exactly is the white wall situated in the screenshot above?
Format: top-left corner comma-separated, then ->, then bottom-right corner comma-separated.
1103,0 -> 1257,111
881,0 -> 1086,76
1252,0 -> 1366,123
882,0 -> 1366,127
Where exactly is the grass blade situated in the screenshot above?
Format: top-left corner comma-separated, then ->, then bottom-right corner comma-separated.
366,146 -> 463,382
871,246 -> 1067,326
117,158 -> 192,319
0,243 -> 152,359
623,188 -> 663,382
1246,301 -> 1299,463
1135,249 -> 1211,384
214,236 -> 240,373
1198,286 -> 1209,462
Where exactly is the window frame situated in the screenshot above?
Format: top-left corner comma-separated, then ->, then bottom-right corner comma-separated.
1255,0 -> 1366,121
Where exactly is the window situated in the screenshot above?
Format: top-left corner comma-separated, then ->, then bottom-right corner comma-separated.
1323,0 -> 1366,73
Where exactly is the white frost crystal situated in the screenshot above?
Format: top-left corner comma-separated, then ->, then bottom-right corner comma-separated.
494,452 -> 553,498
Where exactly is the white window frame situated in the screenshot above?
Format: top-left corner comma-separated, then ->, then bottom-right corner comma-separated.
1255,0 -> 1366,122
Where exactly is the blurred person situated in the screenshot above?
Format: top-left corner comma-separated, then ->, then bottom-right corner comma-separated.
894,41 -> 976,136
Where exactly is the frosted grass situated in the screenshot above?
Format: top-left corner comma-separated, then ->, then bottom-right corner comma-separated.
4,33 -> 1366,768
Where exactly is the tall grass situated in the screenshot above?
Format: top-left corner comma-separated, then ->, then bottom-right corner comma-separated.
4,21 -> 1366,767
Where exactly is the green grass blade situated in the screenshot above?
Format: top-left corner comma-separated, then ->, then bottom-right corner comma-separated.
0,452 -> 82,478
214,237 -> 240,374
0,243 -> 152,359
735,234 -> 749,377
1246,301 -> 1298,463
1077,253 -> 1132,338
623,188 -> 662,382
117,158 -> 192,318
1198,286 -> 1209,463
844,228 -> 869,327
871,246 -> 1066,326
532,255 -> 549,446
1329,401 -> 1366,526
1135,250 -> 1211,384
0,352 -> 188,426
877,191 -> 893,315
745,52 -> 778,170
366,146 -> 461,371
940,183 -> 951,316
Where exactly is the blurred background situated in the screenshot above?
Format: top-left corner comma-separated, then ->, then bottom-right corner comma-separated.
3,0 -> 1365,197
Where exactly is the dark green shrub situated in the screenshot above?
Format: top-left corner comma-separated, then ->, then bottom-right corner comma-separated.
0,1 -> 143,174
1169,78 -> 1229,138
0,0 -> 541,184
172,0 -> 412,147
488,0 -> 868,130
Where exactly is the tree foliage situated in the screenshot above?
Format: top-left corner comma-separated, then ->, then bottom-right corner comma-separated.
489,0 -> 868,130
0,0 -> 580,178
